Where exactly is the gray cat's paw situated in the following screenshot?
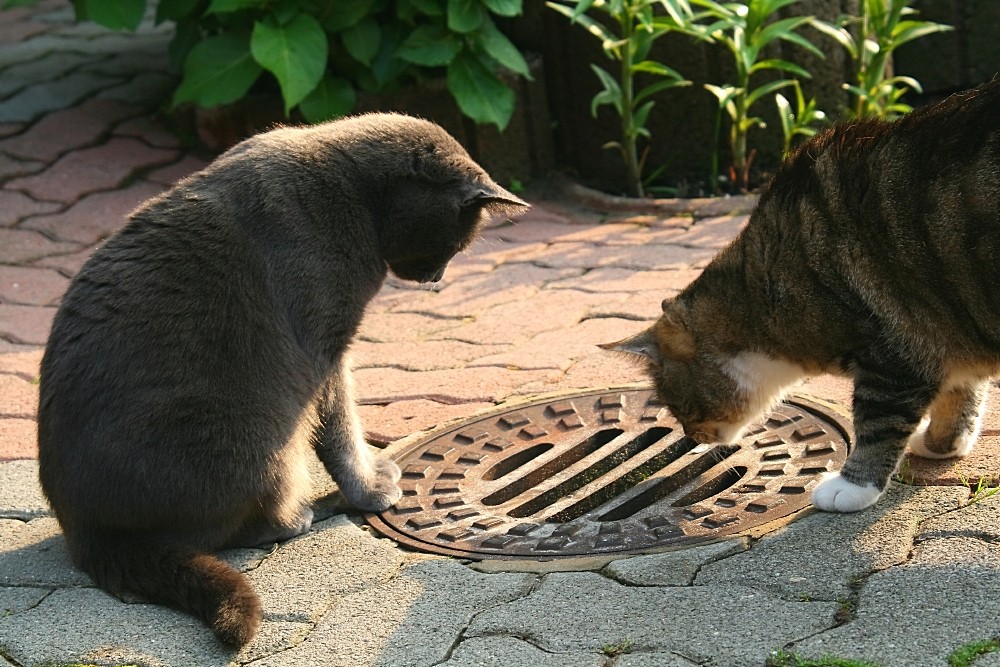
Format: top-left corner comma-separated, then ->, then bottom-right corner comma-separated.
342,457 -> 403,512
811,473 -> 882,512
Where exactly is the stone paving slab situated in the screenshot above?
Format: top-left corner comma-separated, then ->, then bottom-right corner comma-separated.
465,570 -> 837,666
696,484 -> 967,602
0,460 -> 49,519
791,540 -> 1000,666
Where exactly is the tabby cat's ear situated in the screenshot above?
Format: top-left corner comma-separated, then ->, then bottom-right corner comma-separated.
599,327 -> 662,364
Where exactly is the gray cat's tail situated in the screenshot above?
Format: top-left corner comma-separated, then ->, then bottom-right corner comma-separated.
68,530 -> 261,646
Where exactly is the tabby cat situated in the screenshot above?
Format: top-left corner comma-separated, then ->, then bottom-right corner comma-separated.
37,113 -> 527,647
604,79 -> 1000,514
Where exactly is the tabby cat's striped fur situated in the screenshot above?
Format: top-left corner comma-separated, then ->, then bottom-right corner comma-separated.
606,79 -> 1000,512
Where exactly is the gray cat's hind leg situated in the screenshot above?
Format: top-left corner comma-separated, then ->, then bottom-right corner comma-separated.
314,363 -> 402,512
228,506 -> 315,548
907,380 -> 988,459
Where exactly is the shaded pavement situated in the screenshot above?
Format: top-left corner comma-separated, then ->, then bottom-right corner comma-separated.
1,4 -> 999,666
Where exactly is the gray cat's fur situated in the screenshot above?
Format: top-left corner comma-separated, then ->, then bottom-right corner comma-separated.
37,113 -> 527,647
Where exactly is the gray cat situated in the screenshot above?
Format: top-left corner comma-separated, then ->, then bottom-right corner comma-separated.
37,113 -> 527,647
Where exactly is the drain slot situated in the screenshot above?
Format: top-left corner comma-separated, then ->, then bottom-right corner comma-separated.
599,445 -> 740,520
481,443 -> 553,481
548,432 -> 698,523
671,465 -> 748,507
508,427 -> 673,519
481,428 -> 623,507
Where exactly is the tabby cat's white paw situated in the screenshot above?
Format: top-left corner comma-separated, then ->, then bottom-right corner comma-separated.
811,473 -> 882,512
907,421 -> 976,459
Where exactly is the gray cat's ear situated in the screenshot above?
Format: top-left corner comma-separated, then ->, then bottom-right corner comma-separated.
599,327 -> 662,364
462,182 -> 529,213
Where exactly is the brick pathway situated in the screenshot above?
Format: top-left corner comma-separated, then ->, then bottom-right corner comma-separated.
1,0 -> 997,494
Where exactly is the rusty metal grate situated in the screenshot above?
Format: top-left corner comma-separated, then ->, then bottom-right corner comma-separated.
365,387 -> 850,560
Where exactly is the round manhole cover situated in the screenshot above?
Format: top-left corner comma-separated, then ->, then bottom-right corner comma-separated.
365,386 -> 850,560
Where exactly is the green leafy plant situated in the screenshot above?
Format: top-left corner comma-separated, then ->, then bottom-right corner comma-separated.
63,0 -> 531,129
548,0 -> 697,198
774,79 -> 826,157
956,473 -> 1000,505
949,638 -> 1000,667
662,0 -> 825,193
811,0 -> 952,120
601,637 -> 634,656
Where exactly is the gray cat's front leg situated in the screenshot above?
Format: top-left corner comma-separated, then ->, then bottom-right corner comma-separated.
314,363 -> 402,512
813,356 -> 937,512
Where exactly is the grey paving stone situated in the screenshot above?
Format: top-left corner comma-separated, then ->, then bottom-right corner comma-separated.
0,517 -> 89,587
793,539 -> 1000,667
602,538 -> 749,586
0,587 -> 234,667
0,459 -> 50,520
0,70 -> 123,123
695,484 -> 967,601
617,653 -> 701,667
247,514 -> 407,623
467,571 -> 837,667
0,585 -> 49,615
250,559 -> 537,667
0,34 -> 82,69
439,636 -> 605,667
0,50 -> 97,100
918,491 -> 1000,543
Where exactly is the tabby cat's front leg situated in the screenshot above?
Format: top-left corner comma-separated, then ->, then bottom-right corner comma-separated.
812,359 -> 936,513
313,364 -> 402,512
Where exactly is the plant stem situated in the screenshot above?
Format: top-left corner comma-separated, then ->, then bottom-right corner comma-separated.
619,5 -> 644,198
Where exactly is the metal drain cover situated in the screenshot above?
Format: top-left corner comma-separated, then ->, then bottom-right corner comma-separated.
365,387 -> 850,560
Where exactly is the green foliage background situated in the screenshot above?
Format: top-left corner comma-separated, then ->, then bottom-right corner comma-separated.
70,0 -> 530,129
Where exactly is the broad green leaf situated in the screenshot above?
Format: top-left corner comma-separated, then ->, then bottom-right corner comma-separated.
483,0 -> 522,16
447,51 -> 515,129
448,0 -> 484,33
168,17 -> 201,71
409,0 -> 445,16
369,22 -> 410,90
82,0 -> 146,29
207,0 -> 258,14
343,16 -> 381,66
156,0 -> 198,22
475,16 -> 531,77
397,25 -> 462,66
592,88 -> 620,116
173,33 -> 262,108
319,0 -> 373,32
251,14 -> 328,113
772,28 -> 826,59
299,75 -> 357,122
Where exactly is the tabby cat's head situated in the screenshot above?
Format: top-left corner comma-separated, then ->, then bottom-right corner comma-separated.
601,299 -> 795,445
